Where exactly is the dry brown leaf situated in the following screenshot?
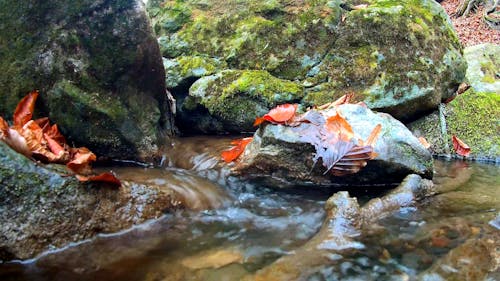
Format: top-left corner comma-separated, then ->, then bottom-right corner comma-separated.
452,135 -> 470,157
14,90 -> 39,127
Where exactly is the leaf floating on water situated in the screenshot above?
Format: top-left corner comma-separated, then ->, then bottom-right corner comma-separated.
14,90 -> 39,127
221,137 -> 253,163
452,135 -> 470,157
76,172 -> 121,187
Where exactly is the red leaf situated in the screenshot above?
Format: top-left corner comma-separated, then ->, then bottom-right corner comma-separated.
221,137 -> 253,163
254,104 -> 298,126
452,135 -> 470,157
14,91 -> 39,127
76,172 -> 121,187
67,147 -> 97,174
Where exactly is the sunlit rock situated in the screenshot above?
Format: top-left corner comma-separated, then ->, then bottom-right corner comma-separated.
235,104 -> 433,187
147,0 -> 466,134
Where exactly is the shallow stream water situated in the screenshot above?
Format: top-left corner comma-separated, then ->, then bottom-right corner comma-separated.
0,137 -> 499,281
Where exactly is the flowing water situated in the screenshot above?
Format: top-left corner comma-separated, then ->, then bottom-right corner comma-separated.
0,137 -> 499,281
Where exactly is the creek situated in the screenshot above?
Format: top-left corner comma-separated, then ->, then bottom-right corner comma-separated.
0,137 -> 498,281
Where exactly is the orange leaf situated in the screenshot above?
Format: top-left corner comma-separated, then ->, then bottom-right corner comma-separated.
221,137 -> 253,163
452,135 -> 470,157
1,127 -> 32,157
34,118 -> 66,145
418,137 -> 431,149
0,117 -> 9,136
325,110 -> 354,142
364,124 -> 382,147
317,93 -> 354,110
76,172 -> 121,187
253,116 -> 266,127
67,147 -> 97,174
34,117 -> 50,132
264,104 -> 298,124
14,91 -> 39,127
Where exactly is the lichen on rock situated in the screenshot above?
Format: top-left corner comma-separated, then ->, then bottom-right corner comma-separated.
408,44 -> 499,162
0,0 -> 173,160
148,0 -> 467,133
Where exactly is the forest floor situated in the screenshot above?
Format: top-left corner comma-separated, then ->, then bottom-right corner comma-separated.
441,0 -> 499,46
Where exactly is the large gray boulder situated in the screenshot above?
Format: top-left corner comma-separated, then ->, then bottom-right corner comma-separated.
235,104 -> 433,187
148,0 -> 466,134
0,141 -> 181,261
408,44 -> 499,162
0,0 -> 173,160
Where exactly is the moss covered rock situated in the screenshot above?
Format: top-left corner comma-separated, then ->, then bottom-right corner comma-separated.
408,44 -> 499,162
178,70 -> 304,133
0,141 -> 181,261
0,0 -> 173,159
148,0 -> 466,133
236,104 -> 433,187
463,43 -> 499,94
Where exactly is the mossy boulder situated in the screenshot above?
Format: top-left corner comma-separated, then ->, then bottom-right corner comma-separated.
0,0 -> 173,160
463,43 -> 499,93
235,104 -> 433,187
408,44 -> 500,162
148,0 -> 466,133
0,141 -> 181,261
178,70 -> 304,133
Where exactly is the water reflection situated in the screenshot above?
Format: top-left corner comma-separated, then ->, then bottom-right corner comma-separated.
0,157 -> 498,281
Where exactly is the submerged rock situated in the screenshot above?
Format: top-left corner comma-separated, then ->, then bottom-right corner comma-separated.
235,104 -> 433,187
0,0 -> 173,160
148,0 -> 466,134
0,142 -> 181,261
408,44 -> 500,162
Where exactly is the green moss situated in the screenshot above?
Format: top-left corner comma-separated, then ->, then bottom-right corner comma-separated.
446,90 -> 500,159
187,70 -> 304,131
164,55 -> 227,88
150,0 -> 192,35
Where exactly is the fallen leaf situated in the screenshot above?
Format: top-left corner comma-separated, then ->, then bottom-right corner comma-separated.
14,90 -> 39,127
76,172 -> 121,187
418,136 -> 431,149
364,124 -> 382,147
254,104 -> 298,126
317,93 -> 354,110
325,110 -> 354,142
0,117 -> 9,136
67,147 -> 97,174
452,135 -> 470,157
1,126 -> 32,157
221,137 -> 253,163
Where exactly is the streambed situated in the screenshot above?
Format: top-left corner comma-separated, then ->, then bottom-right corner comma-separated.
0,138 -> 498,281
